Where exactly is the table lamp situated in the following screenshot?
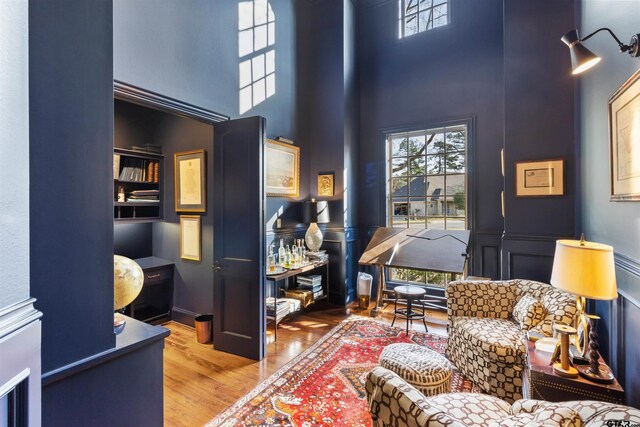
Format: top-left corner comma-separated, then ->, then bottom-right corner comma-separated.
550,235 -> 617,383
113,255 -> 144,334
303,199 -> 329,252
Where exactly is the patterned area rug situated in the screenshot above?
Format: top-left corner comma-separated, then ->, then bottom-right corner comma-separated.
206,316 -> 479,427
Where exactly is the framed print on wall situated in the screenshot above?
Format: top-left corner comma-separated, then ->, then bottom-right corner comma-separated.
515,159 -> 564,197
318,172 -> 334,197
609,68 -> 640,201
265,139 -> 300,197
180,215 -> 201,261
174,149 -> 206,212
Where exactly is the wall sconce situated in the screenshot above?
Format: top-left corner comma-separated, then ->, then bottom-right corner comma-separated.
561,28 -> 640,75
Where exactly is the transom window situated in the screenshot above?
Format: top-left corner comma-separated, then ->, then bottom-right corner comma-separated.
398,0 -> 448,39
386,124 -> 467,287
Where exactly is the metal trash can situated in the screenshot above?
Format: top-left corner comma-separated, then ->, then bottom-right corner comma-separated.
195,314 -> 213,344
358,272 -> 373,309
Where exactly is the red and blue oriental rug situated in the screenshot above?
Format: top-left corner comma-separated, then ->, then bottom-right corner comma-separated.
206,316 -> 478,427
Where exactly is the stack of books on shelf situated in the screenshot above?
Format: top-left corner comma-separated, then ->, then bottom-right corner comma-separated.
118,157 -> 160,183
266,297 -> 301,322
297,275 -> 323,300
126,189 -> 159,203
307,250 -> 328,262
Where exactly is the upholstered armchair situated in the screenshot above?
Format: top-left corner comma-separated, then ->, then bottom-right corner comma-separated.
365,366 -> 640,427
445,279 -> 576,402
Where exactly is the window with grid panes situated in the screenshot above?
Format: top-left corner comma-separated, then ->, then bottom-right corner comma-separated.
386,125 -> 467,287
398,0 -> 449,39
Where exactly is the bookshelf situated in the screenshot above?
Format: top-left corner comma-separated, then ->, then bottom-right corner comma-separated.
114,148 -> 163,222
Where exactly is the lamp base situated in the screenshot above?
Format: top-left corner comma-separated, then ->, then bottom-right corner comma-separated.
114,312 -> 127,335
577,364 -> 615,384
553,362 -> 579,378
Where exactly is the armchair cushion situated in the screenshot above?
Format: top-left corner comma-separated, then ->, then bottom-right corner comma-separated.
447,280 -> 518,321
451,316 -> 525,365
515,280 -> 577,336
512,294 -> 546,331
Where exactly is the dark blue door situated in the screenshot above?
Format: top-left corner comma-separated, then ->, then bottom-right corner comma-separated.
212,116 -> 265,360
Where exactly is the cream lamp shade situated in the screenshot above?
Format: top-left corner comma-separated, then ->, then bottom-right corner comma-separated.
114,255 -> 144,310
550,238 -> 617,300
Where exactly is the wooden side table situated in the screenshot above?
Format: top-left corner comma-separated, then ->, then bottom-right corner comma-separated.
524,340 -> 624,403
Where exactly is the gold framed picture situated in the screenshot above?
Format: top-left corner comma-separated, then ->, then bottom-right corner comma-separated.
609,68 -> 640,201
318,173 -> 334,197
174,149 -> 206,212
265,139 -> 300,197
180,215 -> 201,261
515,159 -> 564,197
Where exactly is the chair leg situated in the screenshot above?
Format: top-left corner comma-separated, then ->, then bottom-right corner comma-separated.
391,297 -> 398,327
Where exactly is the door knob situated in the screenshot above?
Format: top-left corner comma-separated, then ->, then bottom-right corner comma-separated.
212,261 -> 222,272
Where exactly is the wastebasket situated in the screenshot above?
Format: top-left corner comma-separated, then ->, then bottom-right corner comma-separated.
358,272 -> 373,310
195,314 -> 213,344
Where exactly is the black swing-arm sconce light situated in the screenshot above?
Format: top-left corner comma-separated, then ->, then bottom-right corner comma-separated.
561,28 -> 640,75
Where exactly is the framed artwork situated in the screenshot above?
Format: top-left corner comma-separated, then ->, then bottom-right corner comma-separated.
266,139 -> 300,197
318,173 -> 334,197
609,68 -> 640,201
174,149 -> 206,212
515,159 -> 564,197
180,215 -> 201,261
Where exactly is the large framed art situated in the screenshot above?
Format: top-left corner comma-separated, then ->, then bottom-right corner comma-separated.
265,139 -> 300,197
174,149 -> 206,212
609,69 -> 640,201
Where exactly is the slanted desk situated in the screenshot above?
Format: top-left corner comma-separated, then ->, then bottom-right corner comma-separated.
358,228 -> 470,314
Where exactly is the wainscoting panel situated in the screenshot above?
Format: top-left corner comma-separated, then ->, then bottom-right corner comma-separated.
473,231 -> 502,279
594,253 -> 640,409
501,234 -> 558,281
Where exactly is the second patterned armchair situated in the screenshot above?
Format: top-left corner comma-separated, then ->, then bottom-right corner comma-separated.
445,279 -> 576,403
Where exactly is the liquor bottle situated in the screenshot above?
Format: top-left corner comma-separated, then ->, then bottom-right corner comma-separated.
291,242 -> 298,268
278,239 -> 285,267
267,244 -> 275,272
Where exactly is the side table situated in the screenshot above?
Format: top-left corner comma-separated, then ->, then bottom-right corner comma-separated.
524,339 -> 624,404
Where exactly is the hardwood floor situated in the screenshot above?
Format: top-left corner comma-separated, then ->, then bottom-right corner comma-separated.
162,302 -> 447,426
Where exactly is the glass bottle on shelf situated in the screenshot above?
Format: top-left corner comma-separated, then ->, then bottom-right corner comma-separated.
284,245 -> 291,269
291,242 -> 298,268
278,239 -> 286,267
267,244 -> 276,272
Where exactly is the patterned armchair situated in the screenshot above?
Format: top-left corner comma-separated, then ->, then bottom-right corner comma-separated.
445,279 -> 576,402
366,366 -> 640,427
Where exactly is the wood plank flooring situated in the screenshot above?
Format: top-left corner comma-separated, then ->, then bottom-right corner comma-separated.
162,302 -> 447,427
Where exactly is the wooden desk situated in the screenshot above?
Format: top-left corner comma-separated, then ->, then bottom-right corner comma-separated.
128,256 -> 174,324
524,340 -> 624,403
266,260 -> 329,340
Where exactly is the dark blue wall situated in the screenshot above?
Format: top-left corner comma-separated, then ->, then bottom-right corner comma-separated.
113,0 -> 300,319
501,0 -> 576,281
356,0 -> 505,278
29,0 -> 115,373
576,0 -> 640,408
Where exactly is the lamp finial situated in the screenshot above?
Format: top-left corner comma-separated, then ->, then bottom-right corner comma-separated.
579,233 -> 586,246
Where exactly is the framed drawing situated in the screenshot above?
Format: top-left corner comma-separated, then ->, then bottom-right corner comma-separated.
266,139 -> 300,197
318,172 -> 334,197
515,159 -> 564,197
609,68 -> 640,201
180,215 -> 201,261
174,149 -> 206,212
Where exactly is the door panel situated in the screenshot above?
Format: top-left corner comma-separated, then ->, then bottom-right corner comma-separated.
213,116 -> 265,360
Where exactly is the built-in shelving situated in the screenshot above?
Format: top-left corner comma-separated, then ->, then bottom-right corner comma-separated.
114,147 -> 163,222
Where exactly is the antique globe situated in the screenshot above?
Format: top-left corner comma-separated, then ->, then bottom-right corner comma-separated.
113,255 -> 144,333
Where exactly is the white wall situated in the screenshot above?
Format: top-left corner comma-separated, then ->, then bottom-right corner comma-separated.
0,0 -> 30,308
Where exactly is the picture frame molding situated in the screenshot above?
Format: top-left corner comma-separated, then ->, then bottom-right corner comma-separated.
514,158 -> 565,197
174,149 -> 206,212
265,139 -> 300,198
609,68 -> 640,201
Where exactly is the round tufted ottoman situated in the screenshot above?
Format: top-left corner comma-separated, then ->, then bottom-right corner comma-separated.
379,343 -> 452,396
